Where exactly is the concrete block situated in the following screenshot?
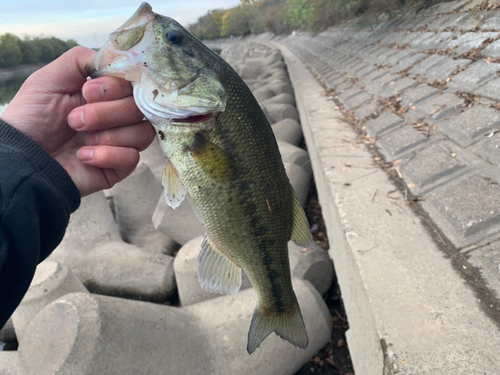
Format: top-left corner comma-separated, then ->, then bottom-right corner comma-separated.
74,241 -> 176,301
47,192 -> 121,266
288,242 -> 333,296
262,93 -> 295,106
261,103 -> 299,124
474,76 -> 500,101
412,92 -> 464,120
401,84 -> 439,107
483,37 -> 500,58
355,100 -> 381,120
264,81 -> 294,96
469,134 -> 500,166
278,141 -> 312,175
481,11 -> 500,30
344,92 -> 372,109
175,236 -> 333,306
239,63 -> 263,80
426,57 -> 471,82
390,52 -> 427,73
12,262 -> 87,341
427,172 -> 500,239
338,87 -> 364,104
252,87 -> 275,103
364,111 -> 404,137
173,236 -> 252,306
448,61 -> 500,92
368,72 -> 401,94
284,162 -> 310,207
377,125 -> 428,161
111,162 -> 175,254
152,195 -> 205,245
453,32 -> 500,55
18,279 -> 331,375
0,318 -> 15,344
0,351 -> 18,375
139,139 -> 165,184
436,106 -> 500,147
382,77 -> 419,97
401,144 -> 469,190
468,244 -> 500,297
409,54 -> 448,76
272,118 -> 303,145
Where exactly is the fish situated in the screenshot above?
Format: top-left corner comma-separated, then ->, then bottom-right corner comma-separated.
89,2 -> 313,354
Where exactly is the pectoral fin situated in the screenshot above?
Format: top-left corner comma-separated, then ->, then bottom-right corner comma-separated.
189,134 -> 237,183
161,160 -> 186,209
290,185 -> 313,247
198,234 -> 242,295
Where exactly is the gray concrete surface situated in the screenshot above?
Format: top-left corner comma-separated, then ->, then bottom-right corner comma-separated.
18,279 -> 330,375
260,23 -> 500,374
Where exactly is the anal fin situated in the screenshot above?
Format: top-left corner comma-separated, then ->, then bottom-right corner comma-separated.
198,235 -> 242,295
161,159 -> 186,209
290,185 -> 313,247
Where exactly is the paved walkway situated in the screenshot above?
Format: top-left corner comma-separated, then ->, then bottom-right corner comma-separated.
222,0 -> 500,373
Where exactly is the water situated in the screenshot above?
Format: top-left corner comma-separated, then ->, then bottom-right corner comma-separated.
0,76 -> 28,116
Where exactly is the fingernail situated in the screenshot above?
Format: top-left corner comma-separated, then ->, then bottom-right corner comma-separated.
83,83 -> 105,102
68,109 -> 85,130
85,132 -> 99,146
77,148 -> 93,161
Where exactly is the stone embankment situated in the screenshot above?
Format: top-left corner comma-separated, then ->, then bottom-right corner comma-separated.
0,44 -> 334,374
214,0 -> 500,373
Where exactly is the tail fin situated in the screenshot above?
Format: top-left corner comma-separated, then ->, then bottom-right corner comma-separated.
247,302 -> 308,354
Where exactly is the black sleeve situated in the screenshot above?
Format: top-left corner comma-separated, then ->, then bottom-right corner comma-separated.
0,119 -> 80,328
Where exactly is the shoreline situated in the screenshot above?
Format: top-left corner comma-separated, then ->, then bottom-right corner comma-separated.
0,63 -> 45,81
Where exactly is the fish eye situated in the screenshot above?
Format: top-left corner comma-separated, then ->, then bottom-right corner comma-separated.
163,28 -> 184,46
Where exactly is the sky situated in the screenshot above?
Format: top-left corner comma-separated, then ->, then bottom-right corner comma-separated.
0,0 -> 241,48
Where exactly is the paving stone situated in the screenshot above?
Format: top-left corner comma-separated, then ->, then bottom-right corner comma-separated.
390,52 -> 427,73
401,143 -> 469,189
427,172 -> 500,238
377,125 -> 429,160
364,111 -> 405,137
385,49 -> 415,66
436,105 -> 500,147
413,92 -> 464,120
467,244 -> 500,297
375,48 -> 401,64
469,133 -> 500,166
474,76 -> 500,101
409,54 -> 448,76
344,91 -> 372,109
408,32 -> 436,49
370,72 -> 401,94
417,32 -> 454,51
382,77 -> 419,97
356,64 -> 378,78
448,13 -> 477,31
401,84 -> 439,106
482,38 -> 500,58
453,32 -> 500,55
427,14 -> 456,30
18,280 -> 331,375
355,100 -> 381,120
380,32 -> 404,45
481,11 -> 500,30
338,87 -> 364,104
425,57 -> 472,82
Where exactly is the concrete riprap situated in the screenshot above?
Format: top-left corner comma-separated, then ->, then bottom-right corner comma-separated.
12,262 -> 87,341
18,279 -> 331,375
248,7 -> 500,372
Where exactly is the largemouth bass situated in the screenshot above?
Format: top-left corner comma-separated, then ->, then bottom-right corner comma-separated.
90,2 -> 313,354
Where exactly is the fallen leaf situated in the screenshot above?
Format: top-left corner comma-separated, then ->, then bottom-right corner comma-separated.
393,159 -> 403,165
407,183 -> 415,188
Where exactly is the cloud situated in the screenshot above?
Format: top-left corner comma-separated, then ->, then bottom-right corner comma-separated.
0,0 -> 241,47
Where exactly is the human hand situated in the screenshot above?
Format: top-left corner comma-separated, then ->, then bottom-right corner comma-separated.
1,46 -> 155,197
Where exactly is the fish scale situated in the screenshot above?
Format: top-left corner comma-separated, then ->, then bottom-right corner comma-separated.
89,2 -> 312,354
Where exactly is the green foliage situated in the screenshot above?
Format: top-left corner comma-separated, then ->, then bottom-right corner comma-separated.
0,33 -> 78,68
189,0 -> 447,39
0,76 -> 26,105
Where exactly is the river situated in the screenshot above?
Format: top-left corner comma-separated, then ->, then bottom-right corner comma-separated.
0,76 -> 27,116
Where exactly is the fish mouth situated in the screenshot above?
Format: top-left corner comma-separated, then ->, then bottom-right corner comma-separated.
171,113 -> 214,125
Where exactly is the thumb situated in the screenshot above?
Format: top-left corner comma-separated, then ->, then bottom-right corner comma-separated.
29,46 -> 97,94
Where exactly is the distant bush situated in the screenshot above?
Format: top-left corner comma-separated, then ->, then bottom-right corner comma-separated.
189,0 -> 446,39
0,33 -> 78,68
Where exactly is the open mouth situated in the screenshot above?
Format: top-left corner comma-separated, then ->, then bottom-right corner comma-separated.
172,113 -> 213,123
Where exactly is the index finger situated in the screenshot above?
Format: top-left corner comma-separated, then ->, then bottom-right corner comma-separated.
83,76 -> 134,103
